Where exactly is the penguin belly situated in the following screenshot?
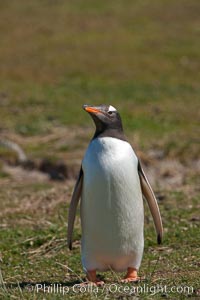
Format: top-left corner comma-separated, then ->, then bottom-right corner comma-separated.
81,137 -> 144,272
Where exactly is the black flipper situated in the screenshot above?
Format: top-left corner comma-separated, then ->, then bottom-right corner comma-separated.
67,168 -> 83,250
138,161 -> 163,244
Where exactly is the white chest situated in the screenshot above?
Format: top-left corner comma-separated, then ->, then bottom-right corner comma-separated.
81,137 -> 143,221
82,137 -> 138,181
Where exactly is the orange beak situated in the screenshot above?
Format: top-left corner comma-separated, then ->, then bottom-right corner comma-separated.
84,106 -> 101,114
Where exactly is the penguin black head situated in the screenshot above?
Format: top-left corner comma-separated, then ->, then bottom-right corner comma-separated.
83,104 -> 126,141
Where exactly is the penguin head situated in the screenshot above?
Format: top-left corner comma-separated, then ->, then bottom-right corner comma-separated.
83,104 -> 125,140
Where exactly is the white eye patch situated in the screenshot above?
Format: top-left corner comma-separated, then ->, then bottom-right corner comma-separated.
108,105 -> 117,112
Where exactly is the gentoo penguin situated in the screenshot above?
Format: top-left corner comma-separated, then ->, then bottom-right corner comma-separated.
67,104 -> 163,285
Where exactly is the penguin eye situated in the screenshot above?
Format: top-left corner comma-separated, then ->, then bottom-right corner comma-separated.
108,111 -> 113,115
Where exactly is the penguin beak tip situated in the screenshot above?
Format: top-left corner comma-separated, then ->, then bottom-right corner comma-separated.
82,104 -> 88,111
83,105 -> 100,114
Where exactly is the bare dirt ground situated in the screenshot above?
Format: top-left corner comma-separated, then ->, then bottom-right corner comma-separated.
1,128 -> 199,219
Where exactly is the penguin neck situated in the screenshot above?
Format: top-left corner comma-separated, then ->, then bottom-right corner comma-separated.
92,126 -> 127,141
89,112 -> 127,141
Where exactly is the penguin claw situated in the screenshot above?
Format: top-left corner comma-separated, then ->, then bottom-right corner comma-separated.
80,280 -> 105,286
121,277 -> 139,283
94,280 -> 105,286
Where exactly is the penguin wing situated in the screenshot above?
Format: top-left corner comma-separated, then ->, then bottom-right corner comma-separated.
67,167 -> 83,250
138,161 -> 163,244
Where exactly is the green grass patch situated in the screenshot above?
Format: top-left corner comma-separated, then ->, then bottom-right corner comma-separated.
0,184 -> 199,299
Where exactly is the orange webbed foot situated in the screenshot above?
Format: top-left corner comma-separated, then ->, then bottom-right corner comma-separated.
121,267 -> 139,283
85,270 -> 105,286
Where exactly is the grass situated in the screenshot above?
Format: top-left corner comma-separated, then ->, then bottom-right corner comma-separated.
0,0 -> 199,144
0,183 -> 199,299
0,0 -> 200,299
